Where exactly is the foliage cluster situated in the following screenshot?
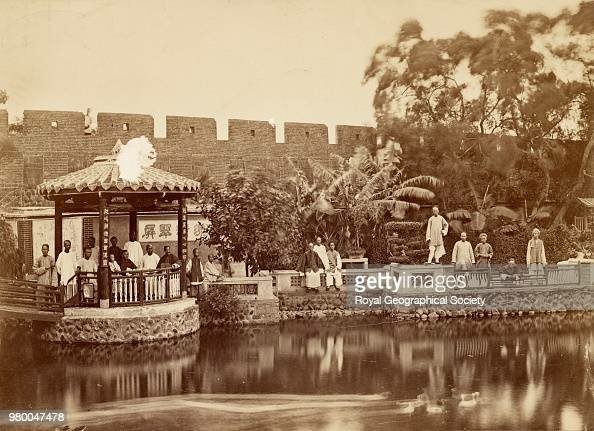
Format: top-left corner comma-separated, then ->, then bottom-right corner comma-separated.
197,169 -> 303,274
201,287 -> 240,322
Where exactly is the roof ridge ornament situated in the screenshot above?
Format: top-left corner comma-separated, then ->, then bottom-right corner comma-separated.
116,136 -> 157,182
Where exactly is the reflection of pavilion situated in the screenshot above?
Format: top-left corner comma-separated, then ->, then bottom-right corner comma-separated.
63,356 -> 195,404
44,337 -> 200,407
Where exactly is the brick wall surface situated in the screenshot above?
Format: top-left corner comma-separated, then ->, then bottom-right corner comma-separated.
0,109 -> 8,138
0,110 -> 374,193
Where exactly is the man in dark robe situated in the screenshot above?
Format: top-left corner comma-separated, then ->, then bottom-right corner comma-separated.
108,236 -> 123,265
120,250 -> 137,271
297,242 -> 324,292
158,245 -> 179,268
186,248 -> 204,297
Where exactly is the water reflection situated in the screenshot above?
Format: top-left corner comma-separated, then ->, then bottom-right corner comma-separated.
1,313 -> 594,430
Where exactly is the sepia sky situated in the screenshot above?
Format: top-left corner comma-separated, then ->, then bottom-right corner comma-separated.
0,0 -> 583,140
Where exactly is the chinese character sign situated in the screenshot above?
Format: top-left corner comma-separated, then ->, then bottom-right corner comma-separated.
159,223 -> 173,238
138,217 -> 207,243
139,219 -> 178,242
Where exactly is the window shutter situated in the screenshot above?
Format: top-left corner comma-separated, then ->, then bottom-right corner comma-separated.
17,220 -> 33,272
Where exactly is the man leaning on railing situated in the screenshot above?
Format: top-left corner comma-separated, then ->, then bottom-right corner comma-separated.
76,247 -> 98,302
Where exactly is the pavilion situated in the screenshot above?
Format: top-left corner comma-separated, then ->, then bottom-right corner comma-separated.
37,152 -> 200,308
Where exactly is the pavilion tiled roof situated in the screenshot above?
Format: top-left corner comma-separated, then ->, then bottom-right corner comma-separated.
37,156 -> 200,195
577,197 -> 594,208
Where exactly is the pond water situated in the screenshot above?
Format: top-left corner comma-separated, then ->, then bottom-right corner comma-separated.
1,314 -> 594,430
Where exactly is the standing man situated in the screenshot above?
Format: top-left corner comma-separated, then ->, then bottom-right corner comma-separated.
297,242 -> 324,292
326,242 -> 343,291
108,236 -> 123,265
313,236 -> 331,286
451,232 -> 475,270
124,231 -> 143,269
186,248 -> 204,297
88,236 -> 100,266
158,245 -> 179,268
34,244 -> 56,286
56,240 -> 77,300
474,233 -> 493,268
77,247 -> 98,301
426,206 -> 449,264
77,247 -> 98,273
141,244 -> 160,270
527,228 -> 546,277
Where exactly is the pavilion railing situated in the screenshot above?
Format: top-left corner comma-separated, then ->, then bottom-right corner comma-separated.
0,277 -> 64,313
454,264 -> 581,289
75,271 -> 100,307
278,264 -> 586,292
110,267 -> 182,306
66,267 -> 182,307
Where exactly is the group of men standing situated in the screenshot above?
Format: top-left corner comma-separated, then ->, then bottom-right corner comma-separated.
297,236 -> 343,292
33,232 -> 222,299
426,206 -> 547,275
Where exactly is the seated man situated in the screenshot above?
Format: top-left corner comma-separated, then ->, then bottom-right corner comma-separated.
204,254 -> 223,282
500,257 -> 520,284
326,242 -> 343,291
120,250 -> 137,272
108,253 -> 121,272
297,242 -> 324,292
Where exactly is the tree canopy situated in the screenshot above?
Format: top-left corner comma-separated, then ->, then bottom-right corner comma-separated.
198,169 -> 303,274
364,2 -> 594,224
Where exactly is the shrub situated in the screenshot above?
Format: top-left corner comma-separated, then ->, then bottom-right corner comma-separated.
0,220 -> 24,278
385,221 -> 423,235
201,287 -> 240,322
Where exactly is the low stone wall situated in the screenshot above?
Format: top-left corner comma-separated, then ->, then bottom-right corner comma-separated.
200,298 -> 280,327
278,285 -> 594,321
35,299 -> 200,343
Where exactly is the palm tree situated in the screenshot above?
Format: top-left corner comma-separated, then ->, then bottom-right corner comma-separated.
288,145 -> 441,254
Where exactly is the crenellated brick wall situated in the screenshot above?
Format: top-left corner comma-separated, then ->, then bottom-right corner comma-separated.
0,109 -> 376,194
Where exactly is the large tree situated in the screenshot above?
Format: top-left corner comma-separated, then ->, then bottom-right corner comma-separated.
364,2 -> 594,223
198,169 -> 302,274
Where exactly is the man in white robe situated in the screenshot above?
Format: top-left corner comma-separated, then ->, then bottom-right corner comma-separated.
141,244 -> 161,300
527,228 -> 546,279
124,231 -> 143,268
313,236 -> 331,286
203,255 -> 222,282
141,244 -> 160,269
326,242 -> 343,291
88,236 -> 100,266
426,206 -> 449,264
77,247 -> 98,301
451,232 -> 475,270
56,240 -> 77,300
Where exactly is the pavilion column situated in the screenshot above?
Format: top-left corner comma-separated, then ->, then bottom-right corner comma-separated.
178,198 -> 188,297
98,197 -> 110,308
129,210 -> 138,237
54,198 -> 63,283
